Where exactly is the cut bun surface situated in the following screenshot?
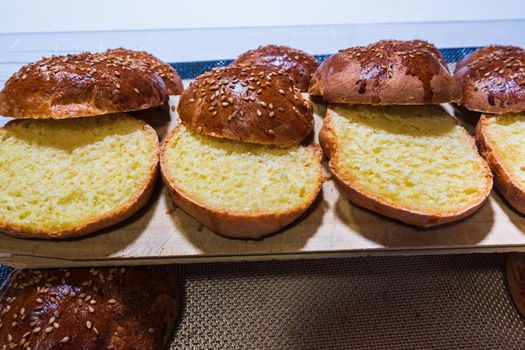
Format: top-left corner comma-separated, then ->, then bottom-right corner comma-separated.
0,52 -> 168,119
231,44 -> 319,92
320,105 -> 492,227
476,113 -> 525,214
0,114 -> 159,239
309,39 -> 460,105
178,65 -> 313,145
160,125 -> 323,239
454,45 -> 525,114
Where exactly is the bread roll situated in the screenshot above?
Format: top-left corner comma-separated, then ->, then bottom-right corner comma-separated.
476,113 -> 525,214
178,65 -> 313,145
309,39 -> 460,105
160,125 -> 323,239
0,52 -> 168,119
0,266 -> 177,349
320,105 -> 492,227
454,45 -> 525,113
106,48 -> 184,95
231,45 -> 319,91
0,114 -> 159,239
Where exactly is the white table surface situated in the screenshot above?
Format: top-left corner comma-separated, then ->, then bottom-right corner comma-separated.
1,0 -> 524,33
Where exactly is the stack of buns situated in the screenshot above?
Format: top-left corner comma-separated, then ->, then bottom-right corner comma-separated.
311,40 -> 493,227
160,46 -> 323,239
0,49 -> 182,239
0,266 -> 178,349
455,45 -> 525,214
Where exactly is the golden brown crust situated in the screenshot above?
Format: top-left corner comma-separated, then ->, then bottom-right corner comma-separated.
160,125 -> 323,239
309,39 -> 461,105
231,45 -> 319,92
0,115 -> 160,239
319,109 -> 493,228
106,48 -> 184,95
506,253 -> 525,317
476,114 -> 525,214
0,266 -> 178,349
0,52 -> 168,119
178,65 -> 313,145
454,45 -> 525,114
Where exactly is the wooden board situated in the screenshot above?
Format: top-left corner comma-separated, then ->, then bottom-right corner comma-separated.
2,95 -> 525,268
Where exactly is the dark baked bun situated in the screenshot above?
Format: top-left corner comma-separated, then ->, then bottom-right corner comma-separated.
106,48 -> 184,95
309,39 -> 461,105
0,266 -> 177,349
178,65 -> 313,145
231,45 -> 319,91
454,45 -> 525,113
0,52 -> 168,119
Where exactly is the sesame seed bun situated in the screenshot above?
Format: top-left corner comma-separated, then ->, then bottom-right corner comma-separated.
0,266 -> 178,349
309,39 -> 461,105
106,48 -> 184,95
0,51 -> 168,119
231,45 -> 319,92
178,65 -> 314,145
454,45 -> 525,114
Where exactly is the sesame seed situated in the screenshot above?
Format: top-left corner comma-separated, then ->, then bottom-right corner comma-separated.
221,102 -> 229,106
133,88 -> 140,94
32,327 -> 41,333
256,109 -> 262,116
86,321 -> 92,329
108,299 -> 117,305
59,337 -> 70,344
148,328 -> 154,333
278,89 -> 285,94
45,327 -> 53,333
268,129 -> 275,135
269,111 -> 275,118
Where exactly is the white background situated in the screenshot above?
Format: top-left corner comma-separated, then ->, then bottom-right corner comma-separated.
1,0 -> 524,33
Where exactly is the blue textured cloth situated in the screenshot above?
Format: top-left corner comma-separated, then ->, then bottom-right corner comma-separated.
0,47 -> 476,283
171,47 -> 478,80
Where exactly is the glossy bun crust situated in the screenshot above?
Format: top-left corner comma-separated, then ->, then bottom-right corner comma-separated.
0,266 -> 178,349
106,48 -> 184,95
309,39 -> 460,105
178,65 -> 313,145
0,52 -> 168,119
231,45 -> 319,92
454,45 -> 525,113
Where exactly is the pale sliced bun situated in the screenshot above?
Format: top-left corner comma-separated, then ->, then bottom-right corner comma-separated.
160,125 -> 323,239
476,113 -> 525,214
0,114 -> 159,239
320,105 -> 492,227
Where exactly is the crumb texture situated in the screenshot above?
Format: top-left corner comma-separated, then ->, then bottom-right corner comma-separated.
330,105 -> 489,214
0,114 -> 157,233
483,113 -> 525,186
163,127 -> 320,213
